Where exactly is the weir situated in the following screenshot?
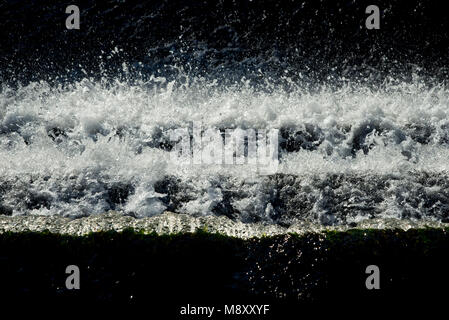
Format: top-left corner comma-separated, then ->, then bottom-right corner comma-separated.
1,0 -> 448,315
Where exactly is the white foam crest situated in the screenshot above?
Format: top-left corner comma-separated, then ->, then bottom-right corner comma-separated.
1,78 -> 449,218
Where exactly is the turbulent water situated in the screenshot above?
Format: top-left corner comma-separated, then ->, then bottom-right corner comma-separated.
1,0 -> 449,229
1,78 -> 449,227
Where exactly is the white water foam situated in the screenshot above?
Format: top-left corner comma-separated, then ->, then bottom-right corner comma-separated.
1,78 -> 449,224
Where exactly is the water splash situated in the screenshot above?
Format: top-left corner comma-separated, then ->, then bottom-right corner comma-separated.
1,77 -> 449,226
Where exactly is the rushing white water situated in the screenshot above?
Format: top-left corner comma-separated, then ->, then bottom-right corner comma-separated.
1,77 -> 449,225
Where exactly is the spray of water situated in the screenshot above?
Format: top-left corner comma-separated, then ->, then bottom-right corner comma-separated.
1,74 -> 449,226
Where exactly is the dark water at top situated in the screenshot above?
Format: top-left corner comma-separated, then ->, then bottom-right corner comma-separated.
1,0 -> 448,85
